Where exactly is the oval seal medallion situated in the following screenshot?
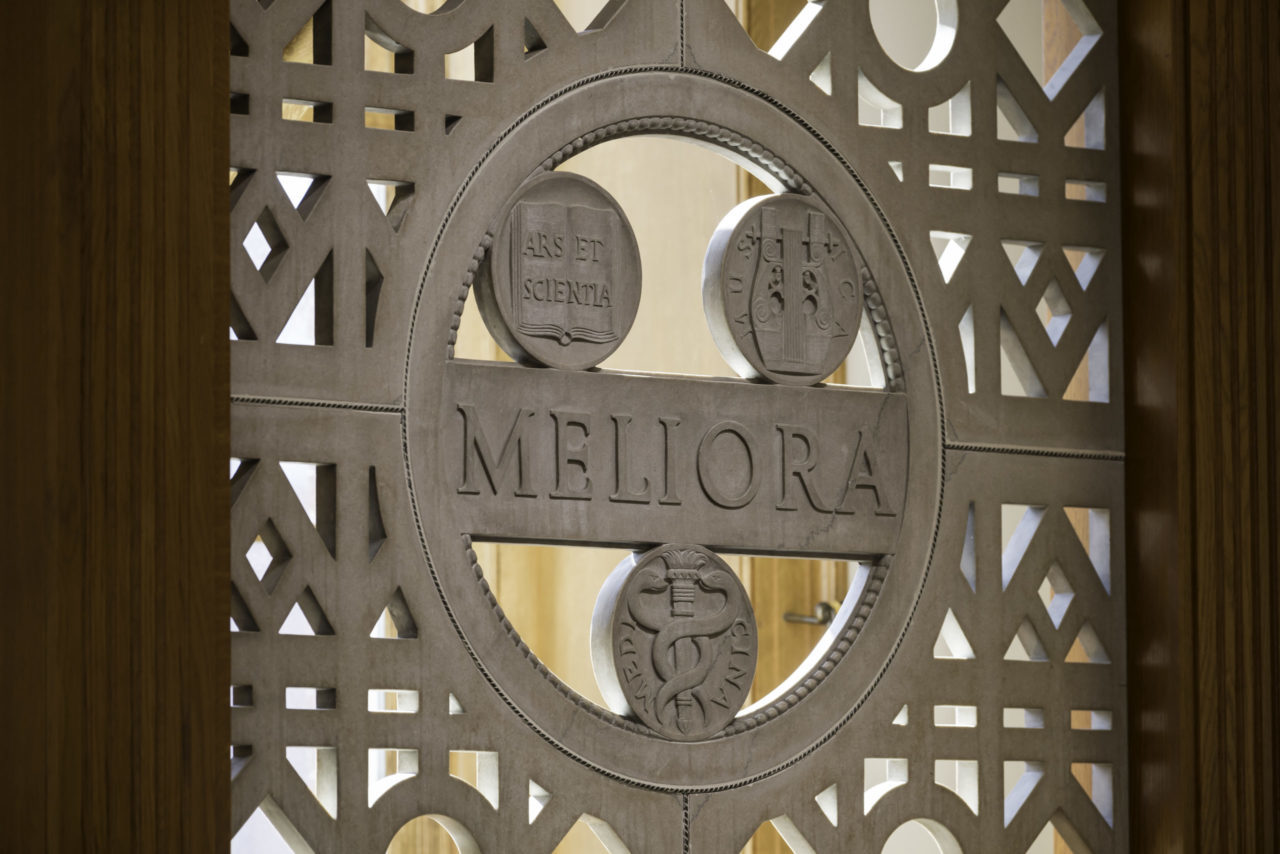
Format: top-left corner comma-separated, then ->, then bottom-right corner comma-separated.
591,544 -> 758,742
475,171 -> 642,370
703,193 -> 865,386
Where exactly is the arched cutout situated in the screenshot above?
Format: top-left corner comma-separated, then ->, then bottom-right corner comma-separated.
385,814 -> 481,854
881,818 -> 964,854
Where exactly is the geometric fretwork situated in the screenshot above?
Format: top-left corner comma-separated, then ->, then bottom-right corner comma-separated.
231,0 -> 1125,850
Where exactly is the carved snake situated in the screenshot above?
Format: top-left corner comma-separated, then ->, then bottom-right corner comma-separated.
649,569 -> 744,729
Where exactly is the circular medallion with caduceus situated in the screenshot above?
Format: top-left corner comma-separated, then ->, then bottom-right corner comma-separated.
703,193 -> 866,386
591,544 -> 757,742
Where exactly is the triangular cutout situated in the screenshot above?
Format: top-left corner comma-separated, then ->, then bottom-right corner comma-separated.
232,797 -> 316,854
276,254 -> 334,347
448,693 -> 465,715
1001,504 -> 1045,588
892,705 -> 908,726
281,586 -> 335,636
1004,618 -> 1050,662
279,460 -> 336,556
523,18 -> 547,57
230,582 -> 259,632
528,779 -> 551,823
933,609 -> 975,659
444,114 -> 462,135
230,457 -> 259,505
770,816 -> 817,854
815,783 -> 838,826
364,14 -> 413,73
364,250 -> 383,348
960,502 -> 977,591
1071,763 -> 1114,826
1064,506 -> 1111,591
283,0 -> 332,65
858,71 -> 902,128
230,745 -> 253,780
554,814 -> 631,853
229,167 -> 254,211
1063,246 -> 1105,289
996,77 -> 1038,142
371,587 -> 418,639
1001,240 -> 1043,285
367,180 -> 415,232
1003,760 -> 1045,826
276,171 -> 329,220
928,82 -> 972,136
553,0 -> 625,34
286,746 -> 338,818
230,23 -> 249,57
1000,312 -> 1047,397
231,290 -> 256,342
1027,812 -> 1094,854
367,466 -> 387,561
1065,90 -> 1105,149
1067,621 -> 1110,664
958,304 -> 975,393
809,52 -> 832,95
929,231 -> 972,284
888,160 -> 904,182
1065,321 -> 1110,403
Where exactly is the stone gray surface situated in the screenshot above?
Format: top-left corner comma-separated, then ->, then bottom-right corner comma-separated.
703,193 -> 865,385
476,171 -> 641,370
592,544 -> 757,742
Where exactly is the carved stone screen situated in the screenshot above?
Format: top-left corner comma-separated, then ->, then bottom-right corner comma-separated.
229,0 -> 1125,851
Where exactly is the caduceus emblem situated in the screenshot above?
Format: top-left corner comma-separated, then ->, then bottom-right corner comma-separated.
592,544 -> 757,741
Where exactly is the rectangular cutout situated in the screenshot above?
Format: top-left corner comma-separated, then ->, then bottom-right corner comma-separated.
1070,709 -> 1113,730
929,164 -> 973,190
998,173 -> 1040,196
368,689 -> 420,713
1065,179 -> 1106,202
1002,707 -> 1045,728
282,98 -> 333,123
365,107 -> 415,132
285,686 -> 337,710
933,704 -> 978,727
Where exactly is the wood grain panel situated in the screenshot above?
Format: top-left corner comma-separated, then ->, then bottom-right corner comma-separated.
1121,0 -> 1279,849
0,1 -> 229,852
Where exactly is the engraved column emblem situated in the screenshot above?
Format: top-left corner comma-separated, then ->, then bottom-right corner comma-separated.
591,544 -> 757,741
703,194 -> 866,385
476,171 -> 642,370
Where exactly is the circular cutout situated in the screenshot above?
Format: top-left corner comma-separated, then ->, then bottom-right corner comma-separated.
591,544 -> 757,741
703,194 -> 865,386
869,0 -> 958,72
475,171 -> 642,370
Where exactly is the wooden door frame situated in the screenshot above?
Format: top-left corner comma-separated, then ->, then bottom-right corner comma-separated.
1,0 -> 1274,851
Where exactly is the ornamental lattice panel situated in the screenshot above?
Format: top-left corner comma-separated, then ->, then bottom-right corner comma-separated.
229,0 -> 1126,851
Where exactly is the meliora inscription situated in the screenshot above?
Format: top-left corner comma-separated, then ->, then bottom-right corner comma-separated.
703,193 -> 866,386
592,544 -> 757,741
475,171 -> 642,371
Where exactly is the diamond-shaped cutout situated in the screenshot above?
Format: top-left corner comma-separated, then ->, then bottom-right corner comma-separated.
1037,279 -> 1072,345
998,0 -> 1102,99
930,231 -> 972,284
1037,562 -> 1074,627
245,518 -> 291,593
243,208 -> 288,280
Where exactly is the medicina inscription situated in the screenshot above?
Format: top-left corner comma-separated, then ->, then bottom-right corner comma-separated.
592,545 -> 757,742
